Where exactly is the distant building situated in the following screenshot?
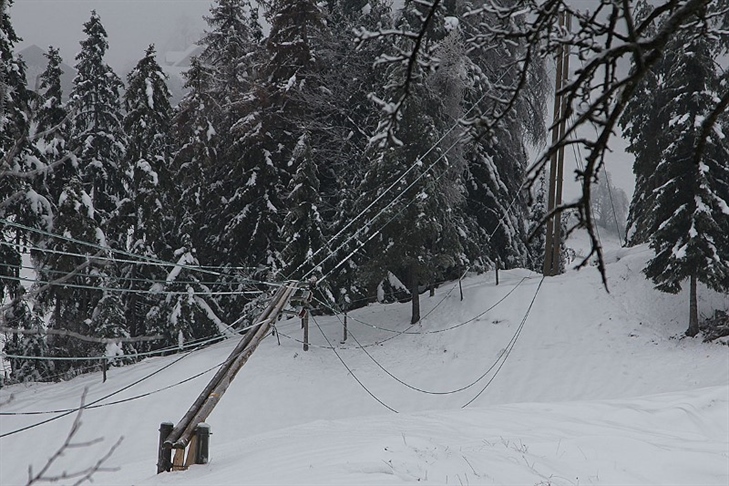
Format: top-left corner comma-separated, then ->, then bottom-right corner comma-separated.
18,45 -> 75,101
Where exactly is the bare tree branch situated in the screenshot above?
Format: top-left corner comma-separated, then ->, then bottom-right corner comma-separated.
25,389 -> 122,486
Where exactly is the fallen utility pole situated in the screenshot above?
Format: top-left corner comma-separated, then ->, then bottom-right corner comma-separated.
158,283 -> 298,473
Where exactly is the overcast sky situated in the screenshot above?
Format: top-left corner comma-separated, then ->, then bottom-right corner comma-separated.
10,0 -> 211,72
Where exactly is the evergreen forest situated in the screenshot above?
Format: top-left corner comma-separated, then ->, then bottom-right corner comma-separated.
1,0 -> 728,383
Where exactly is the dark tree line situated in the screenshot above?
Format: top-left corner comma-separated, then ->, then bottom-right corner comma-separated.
1,0 -> 547,382
4,0 -> 725,382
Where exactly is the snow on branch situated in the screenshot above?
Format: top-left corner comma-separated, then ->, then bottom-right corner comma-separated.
412,0 -> 721,287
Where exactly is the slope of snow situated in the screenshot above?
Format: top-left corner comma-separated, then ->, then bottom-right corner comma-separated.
1,233 -> 727,485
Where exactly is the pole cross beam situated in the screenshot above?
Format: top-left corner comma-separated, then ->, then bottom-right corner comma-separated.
159,283 -> 298,470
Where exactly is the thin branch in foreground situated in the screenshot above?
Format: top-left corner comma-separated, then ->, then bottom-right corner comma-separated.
25,389 -> 122,486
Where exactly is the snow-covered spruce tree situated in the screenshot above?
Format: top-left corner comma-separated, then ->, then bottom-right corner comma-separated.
620,0 -> 674,246
2,296 -> 53,382
526,173 -> 547,272
68,11 -> 127,235
281,133 -> 326,279
36,178 -> 107,373
313,0 -> 393,308
89,289 -> 134,365
1,0 -> 53,304
214,0 -> 327,273
169,57 -> 219,260
144,238 -> 226,349
121,44 -> 175,340
590,171 -> 628,239
453,1 -> 547,270
180,0 -> 264,268
199,0 -> 262,98
33,46 -> 74,203
360,18 -> 469,324
638,29 -> 729,337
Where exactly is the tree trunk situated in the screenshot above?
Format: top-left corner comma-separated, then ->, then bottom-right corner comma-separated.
410,265 -> 420,325
686,273 -> 699,337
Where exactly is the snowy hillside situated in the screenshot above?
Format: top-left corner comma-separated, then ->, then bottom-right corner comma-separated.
1,234 -> 727,486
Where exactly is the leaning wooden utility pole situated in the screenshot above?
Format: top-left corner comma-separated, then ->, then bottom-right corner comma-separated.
157,283 -> 298,473
543,11 -> 571,277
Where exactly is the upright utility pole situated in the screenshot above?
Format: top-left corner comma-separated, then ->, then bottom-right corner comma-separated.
543,11 -> 571,277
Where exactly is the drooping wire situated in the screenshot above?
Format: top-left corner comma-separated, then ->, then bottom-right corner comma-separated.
309,276 -> 533,395
0,257 -> 265,289
313,275 -> 528,338
1,332 -> 228,362
461,276 -> 544,408
0,345 -> 195,438
0,359 -> 227,416
311,314 -> 398,414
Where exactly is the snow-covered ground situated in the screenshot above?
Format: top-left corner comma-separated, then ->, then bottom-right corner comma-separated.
1,232 -> 727,485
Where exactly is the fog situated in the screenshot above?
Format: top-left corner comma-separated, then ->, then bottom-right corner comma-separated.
10,0 -> 210,73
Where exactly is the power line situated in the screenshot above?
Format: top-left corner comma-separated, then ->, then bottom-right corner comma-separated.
1,314 -> 276,363
311,314 -> 398,414
314,275 -> 528,338
0,273 -> 263,297
318,277 -> 534,396
603,165 -> 626,245
313,122 -> 536,286
0,346 -> 195,438
461,276 -> 544,408
0,257 -> 266,289
288,89 -> 491,282
1,219 -> 286,289
304,131 -> 471,284
1,333 -> 227,362
0,359 -> 227,416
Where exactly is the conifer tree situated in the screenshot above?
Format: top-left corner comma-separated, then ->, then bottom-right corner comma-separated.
454,0 -> 547,269
620,0 -> 673,245
123,44 -> 173,249
122,44 -> 174,339
169,57 -> 219,258
68,11 -> 127,230
526,174 -> 547,272
90,290 -> 133,364
591,171 -> 628,238
316,0 -> 393,307
281,133 -> 326,279
3,296 -> 52,382
641,31 -> 729,336
360,19 -> 469,323
215,0 -> 327,271
38,178 -> 106,370
34,46 -> 73,200
1,0 -> 52,302
144,239 -> 224,349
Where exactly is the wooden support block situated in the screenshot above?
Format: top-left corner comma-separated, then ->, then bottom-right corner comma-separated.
172,448 -> 186,471
184,435 -> 198,469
